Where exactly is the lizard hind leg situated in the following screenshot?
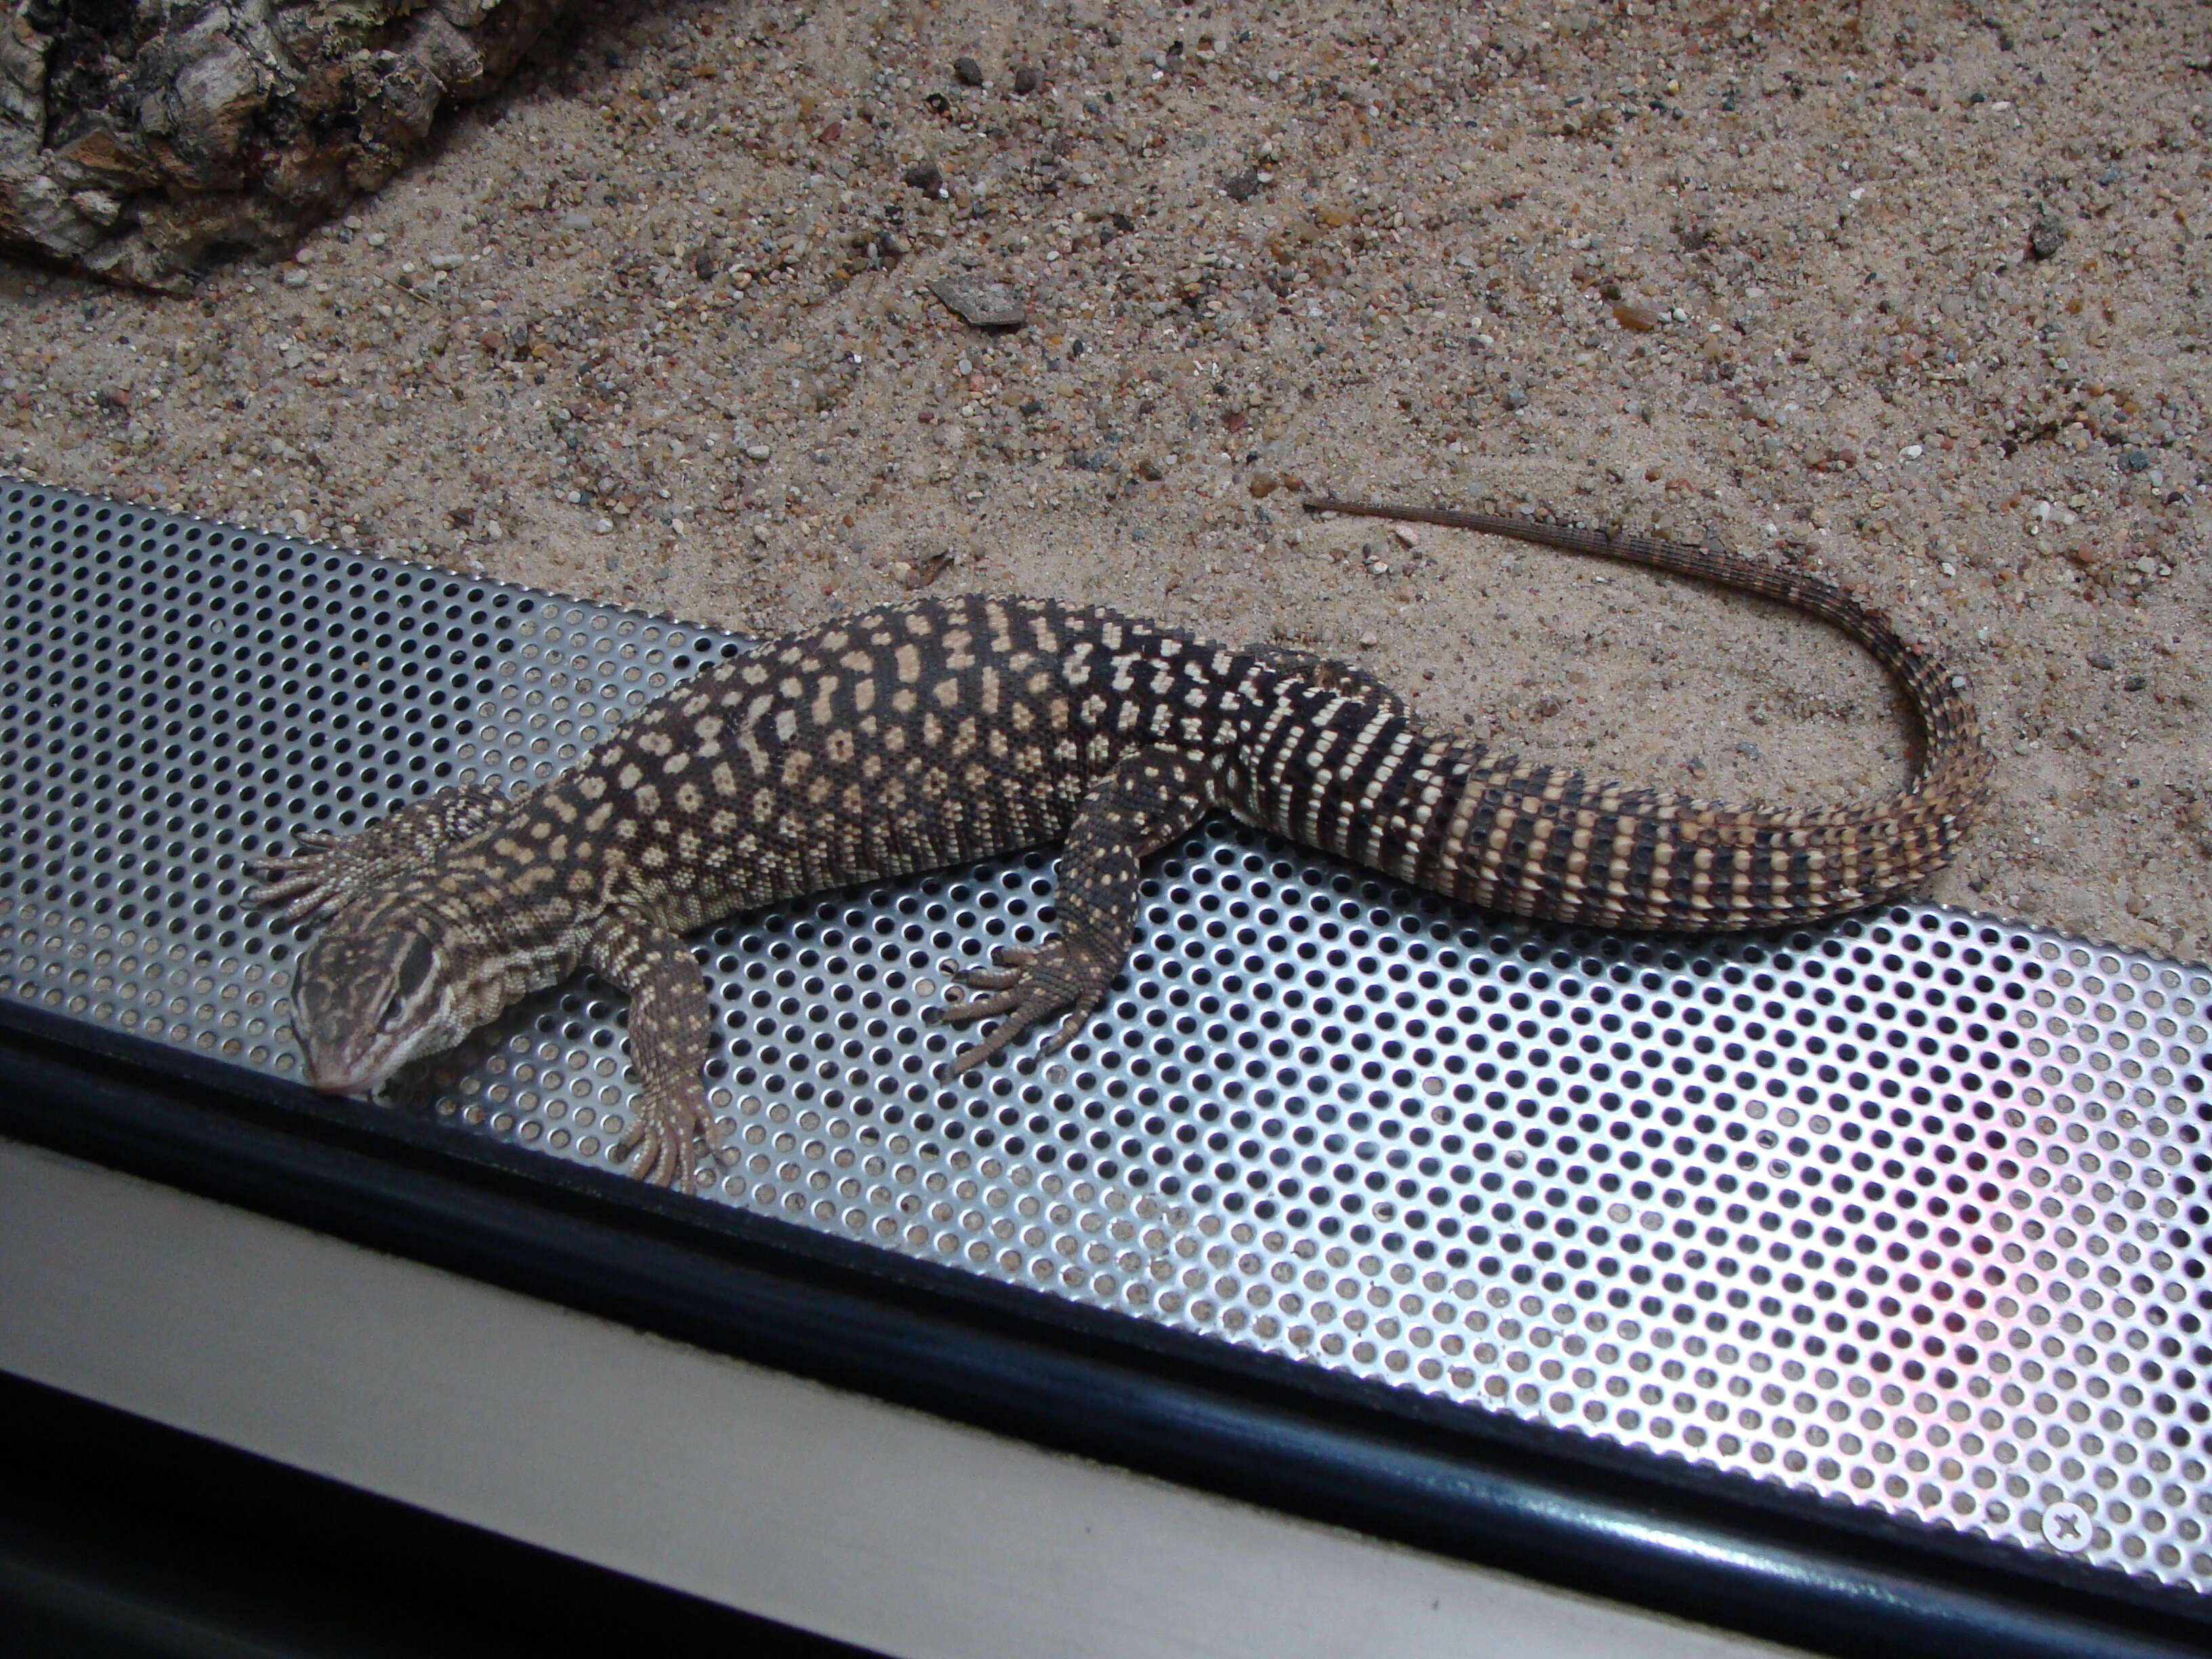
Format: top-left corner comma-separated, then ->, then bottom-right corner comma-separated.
1246,644 -> 1418,722
932,748 -> 1216,1076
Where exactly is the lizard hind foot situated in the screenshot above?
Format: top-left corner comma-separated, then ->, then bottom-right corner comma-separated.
931,938 -> 1113,1076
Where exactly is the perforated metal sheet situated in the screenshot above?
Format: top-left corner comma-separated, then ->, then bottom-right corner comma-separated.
5,478 -> 2209,1597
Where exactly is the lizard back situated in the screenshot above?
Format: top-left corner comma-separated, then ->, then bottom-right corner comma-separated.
496,595 -> 1243,933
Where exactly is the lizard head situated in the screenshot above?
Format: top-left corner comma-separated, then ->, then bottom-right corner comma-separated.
291,907 -> 472,1096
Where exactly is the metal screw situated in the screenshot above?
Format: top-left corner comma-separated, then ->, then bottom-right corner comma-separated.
2041,1501 -> 2093,1554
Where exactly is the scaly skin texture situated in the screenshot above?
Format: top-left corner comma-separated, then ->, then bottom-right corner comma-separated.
251,501 -> 1992,1188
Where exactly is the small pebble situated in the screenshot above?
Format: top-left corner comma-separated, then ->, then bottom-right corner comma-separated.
1223,167 -> 1261,203
743,442 -> 773,461
930,275 -> 1027,328
1012,64 -> 1042,95
902,159 -> 943,194
2121,449 -> 2152,472
2087,651 -> 2116,670
1391,525 -> 1418,548
1612,300 -> 1661,331
1502,387 -> 1530,409
954,55 -> 983,86
2029,213 -> 2068,260
898,550 -> 954,588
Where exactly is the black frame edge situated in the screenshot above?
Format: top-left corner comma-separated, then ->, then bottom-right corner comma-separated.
0,1368 -> 879,1659
1,1010 -> 2207,1659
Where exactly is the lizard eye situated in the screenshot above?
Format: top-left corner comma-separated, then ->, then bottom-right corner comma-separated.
379,937 -> 438,1032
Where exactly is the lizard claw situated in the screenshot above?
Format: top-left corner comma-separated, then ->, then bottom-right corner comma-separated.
952,943 -> 1036,994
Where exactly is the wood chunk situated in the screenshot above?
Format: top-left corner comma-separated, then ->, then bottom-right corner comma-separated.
0,0 -> 575,291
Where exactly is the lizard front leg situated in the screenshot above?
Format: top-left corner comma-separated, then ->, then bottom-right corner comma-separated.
934,748 -> 1216,1074
588,905 -> 724,1188
249,783 -> 528,923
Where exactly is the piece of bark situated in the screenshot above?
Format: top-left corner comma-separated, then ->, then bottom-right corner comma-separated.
0,0 -> 575,291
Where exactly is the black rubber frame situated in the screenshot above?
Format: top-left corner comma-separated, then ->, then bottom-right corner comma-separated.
2,1002 -> 2207,1659
0,1368 -> 878,1659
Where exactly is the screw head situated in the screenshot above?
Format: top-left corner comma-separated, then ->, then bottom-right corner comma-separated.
2041,1500 -> 2093,1553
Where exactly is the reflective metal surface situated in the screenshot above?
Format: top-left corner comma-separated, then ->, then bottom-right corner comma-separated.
4,478 -> 2208,1595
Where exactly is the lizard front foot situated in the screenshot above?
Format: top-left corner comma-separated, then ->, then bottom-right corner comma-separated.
247,785 -> 520,925
613,1088 -> 726,1189
930,939 -> 1116,1075
246,834 -> 383,924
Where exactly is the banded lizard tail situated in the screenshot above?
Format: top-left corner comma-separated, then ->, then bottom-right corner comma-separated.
250,498 -> 1991,1187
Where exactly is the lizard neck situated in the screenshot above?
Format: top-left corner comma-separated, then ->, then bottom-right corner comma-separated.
411,832 -> 596,1016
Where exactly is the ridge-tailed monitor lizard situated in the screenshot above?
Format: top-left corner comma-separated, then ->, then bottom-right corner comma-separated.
251,497 -> 1991,1187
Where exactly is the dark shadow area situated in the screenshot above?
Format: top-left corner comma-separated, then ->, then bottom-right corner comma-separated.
0,1368 -> 878,1659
